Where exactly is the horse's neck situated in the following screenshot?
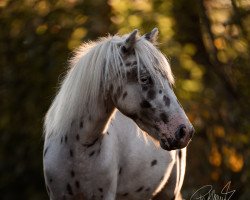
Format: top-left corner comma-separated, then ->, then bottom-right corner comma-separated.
75,97 -> 115,143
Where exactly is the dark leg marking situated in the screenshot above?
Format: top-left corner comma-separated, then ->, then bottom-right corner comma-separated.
122,91 -> 128,99
147,89 -> 156,100
89,151 -> 95,157
70,170 -> 75,178
160,112 -> 169,124
136,186 -> 144,192
65,135 -> 68,143
75,180 -> 80,189
70,149 -> 74,157
140,100 -> 151,108
163,95 -> 170,107
44,147 -> 49,157
179,150 -> 182,159
76,134 -> 80,141
82,138 -> 99,148
151,159 -> 157,166
67,183 -> 73,195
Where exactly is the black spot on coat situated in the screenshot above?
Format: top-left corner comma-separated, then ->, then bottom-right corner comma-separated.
122,91 -> 128,99
140,100 -> 151,108
160,112 -> 169,124
89,151 -> 95,157
80,121 -> 83,128
75,181 -> 80,189
82,138 -> 99,148
163,95 -> 170,107
136,186 -> 144,192
69,149 -> 73,157
147,89 -> 156,100
142,85 -> 148,91
70,170 -> 75,177
151,160 -> 157,166
67,183 -> 73,195
76,134 -> 80,141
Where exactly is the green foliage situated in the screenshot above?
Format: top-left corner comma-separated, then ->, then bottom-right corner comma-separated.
0,0 -> 111,199
0,0 -> 249,199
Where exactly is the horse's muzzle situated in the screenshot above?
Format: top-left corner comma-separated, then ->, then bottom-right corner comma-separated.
160,125 -> 195,151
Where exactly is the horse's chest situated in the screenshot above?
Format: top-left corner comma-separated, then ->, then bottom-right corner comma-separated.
116,154 -> 173,199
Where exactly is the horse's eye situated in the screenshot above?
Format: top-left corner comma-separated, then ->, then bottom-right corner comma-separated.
140,76 -> 152,85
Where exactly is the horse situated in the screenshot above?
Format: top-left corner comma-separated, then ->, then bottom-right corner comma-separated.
43,28 -> 195,200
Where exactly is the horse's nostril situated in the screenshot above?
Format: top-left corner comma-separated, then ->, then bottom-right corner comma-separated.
179,125 -> 186,138
176,124 -> 186,139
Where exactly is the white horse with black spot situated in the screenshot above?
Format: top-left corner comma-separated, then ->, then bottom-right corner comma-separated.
43,28 -> 195,200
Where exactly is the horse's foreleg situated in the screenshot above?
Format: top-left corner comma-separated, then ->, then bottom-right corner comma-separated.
152,149 -> 186,200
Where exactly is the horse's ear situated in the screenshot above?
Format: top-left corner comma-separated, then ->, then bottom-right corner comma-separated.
121,29 -> 138,54
143,28 -> 159,44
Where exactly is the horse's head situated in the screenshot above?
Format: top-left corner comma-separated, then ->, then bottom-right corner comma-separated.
109,29 -> 194,151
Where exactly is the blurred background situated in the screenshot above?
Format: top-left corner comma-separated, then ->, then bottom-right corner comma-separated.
0,0 -> 249,199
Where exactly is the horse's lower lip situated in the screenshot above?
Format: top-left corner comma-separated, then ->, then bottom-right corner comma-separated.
160,138 -> 190,151
160,140 -> 172,151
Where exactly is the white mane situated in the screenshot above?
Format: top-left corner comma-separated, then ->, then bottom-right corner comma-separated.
44,34 -> 174,138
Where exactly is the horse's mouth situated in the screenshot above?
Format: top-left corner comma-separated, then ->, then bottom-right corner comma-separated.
159,137 -> 191,151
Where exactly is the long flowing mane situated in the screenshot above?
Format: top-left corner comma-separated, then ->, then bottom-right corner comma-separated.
44,34 -> 174,139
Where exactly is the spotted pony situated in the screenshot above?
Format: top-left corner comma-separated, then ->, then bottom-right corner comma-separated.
43,28 -> 195,200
